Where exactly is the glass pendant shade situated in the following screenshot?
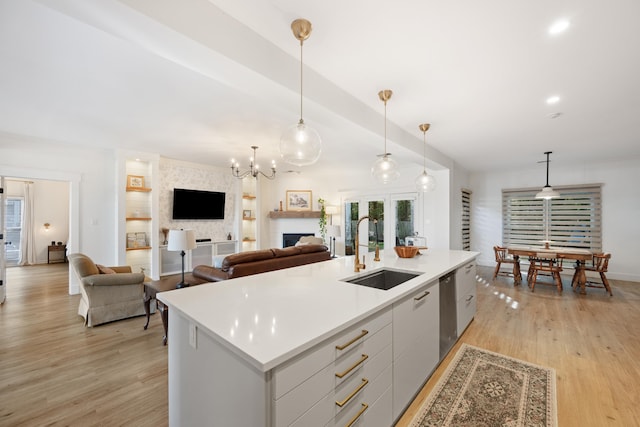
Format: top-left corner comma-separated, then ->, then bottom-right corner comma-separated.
416,170 -> 437,192
279,121 -> 322,166
416,123 -> 436,192
371,154 -> 400,184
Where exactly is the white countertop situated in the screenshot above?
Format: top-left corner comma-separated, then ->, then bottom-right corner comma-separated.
158,248 -> 478,372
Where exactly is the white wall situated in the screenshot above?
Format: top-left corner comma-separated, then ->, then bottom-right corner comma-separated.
469,157 -> 640,282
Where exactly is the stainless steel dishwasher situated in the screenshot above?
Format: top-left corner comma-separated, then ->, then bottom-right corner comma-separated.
439,271 -> 457,359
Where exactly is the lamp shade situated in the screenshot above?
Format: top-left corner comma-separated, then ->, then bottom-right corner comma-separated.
327,225 -> 341,238
167,229 -> 197,251
324,205 -> 339,216
535,186 -> 560,199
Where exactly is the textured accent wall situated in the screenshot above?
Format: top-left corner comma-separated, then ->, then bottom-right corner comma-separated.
158,158 -> 236,242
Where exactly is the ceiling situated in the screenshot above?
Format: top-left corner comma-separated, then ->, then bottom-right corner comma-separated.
1,0 -> 639,175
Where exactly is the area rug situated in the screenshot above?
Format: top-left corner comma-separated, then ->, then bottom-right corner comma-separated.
411,344 -> 557,427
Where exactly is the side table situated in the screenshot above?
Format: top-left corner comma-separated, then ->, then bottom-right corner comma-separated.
48,245 -> 67,263
143,273 -> 203,345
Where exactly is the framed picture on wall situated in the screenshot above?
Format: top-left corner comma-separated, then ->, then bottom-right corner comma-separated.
127,175 -> 145,188
286,190 -> 312,211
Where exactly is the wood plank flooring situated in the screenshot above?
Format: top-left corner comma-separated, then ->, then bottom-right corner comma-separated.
1,264 -> 639,426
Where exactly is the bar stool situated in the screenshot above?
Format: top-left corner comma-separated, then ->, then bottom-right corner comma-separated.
528,253 -> 564,293
573,253 -> 613,296
492,246 -> 521,283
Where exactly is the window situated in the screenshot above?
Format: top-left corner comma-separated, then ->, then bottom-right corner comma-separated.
394,199 -> 415,246
461,189 -> 471,251
4,197 -> 23,264
502,184 -> 602,251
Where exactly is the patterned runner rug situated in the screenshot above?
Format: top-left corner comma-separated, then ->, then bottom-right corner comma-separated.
411,344 -> 557,427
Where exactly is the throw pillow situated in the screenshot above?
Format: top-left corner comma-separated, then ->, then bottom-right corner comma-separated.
96,264 -> 116,274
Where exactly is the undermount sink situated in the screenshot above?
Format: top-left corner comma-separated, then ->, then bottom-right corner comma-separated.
342,268 -> 421,291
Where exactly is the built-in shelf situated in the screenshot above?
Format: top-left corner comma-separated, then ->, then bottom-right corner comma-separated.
242,194 -> 256,200
126,246 -> 151,251
243,217 -> 256,221
268,211 -> 322,219
126,217 -> 152,221
242,238 -> 256,242
126,186 -> 152,192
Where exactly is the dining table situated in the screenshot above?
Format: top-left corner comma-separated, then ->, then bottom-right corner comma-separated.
506,245 -> 594,293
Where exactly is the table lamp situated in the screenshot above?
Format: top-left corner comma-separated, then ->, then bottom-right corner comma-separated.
167,229 -> 196,288
327,225 -> 341,258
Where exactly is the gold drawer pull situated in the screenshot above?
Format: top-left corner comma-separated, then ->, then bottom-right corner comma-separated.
335,354 -> 369,378
414,290 -> 430,301
336,329 -> 368,351
345,403 -> 369,427
335,378 -> 369,407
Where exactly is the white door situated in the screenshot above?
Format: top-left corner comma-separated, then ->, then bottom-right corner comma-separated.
1,176 -> 6,304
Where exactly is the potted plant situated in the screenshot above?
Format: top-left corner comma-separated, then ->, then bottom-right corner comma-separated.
318,198 -> 327,242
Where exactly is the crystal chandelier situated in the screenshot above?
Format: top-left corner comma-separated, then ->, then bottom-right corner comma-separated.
231,146 -> 276,180
371,90 -> 399,184
279,18 -> 322,167
416,123 -> 436,192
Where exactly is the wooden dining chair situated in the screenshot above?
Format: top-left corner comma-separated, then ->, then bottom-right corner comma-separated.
492,246 -> 520,281
574,253 -> 613,296
528,253 -> 564,293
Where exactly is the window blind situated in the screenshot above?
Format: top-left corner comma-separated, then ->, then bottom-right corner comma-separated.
502,184 -> 602,251
461,189 -> 471,251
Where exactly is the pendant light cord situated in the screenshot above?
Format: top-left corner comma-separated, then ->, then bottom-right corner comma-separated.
384,100 -> 387,154
299,41 -> 304,124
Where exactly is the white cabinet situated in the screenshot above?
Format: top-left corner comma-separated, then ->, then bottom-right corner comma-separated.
159,241 -> 238,276
455,260 -> 477,336
392,279 -> 439,420
273,307 -> 393,427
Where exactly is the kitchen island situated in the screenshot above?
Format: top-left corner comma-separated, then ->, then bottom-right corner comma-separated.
158,248 -> 478,426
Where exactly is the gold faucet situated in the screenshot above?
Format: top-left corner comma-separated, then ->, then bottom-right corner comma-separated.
354,216 -> 377,272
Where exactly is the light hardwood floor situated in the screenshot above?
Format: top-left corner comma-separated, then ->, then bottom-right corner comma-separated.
1,264 -> 639,426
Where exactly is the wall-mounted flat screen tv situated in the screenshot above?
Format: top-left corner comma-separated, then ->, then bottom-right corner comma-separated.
172,188 -> 225,220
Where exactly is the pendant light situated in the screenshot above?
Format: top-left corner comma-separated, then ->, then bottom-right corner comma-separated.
280,18 -> 322,167
535,151 -> 560,199
415,123 -> 436,192
371,90 -> 399,184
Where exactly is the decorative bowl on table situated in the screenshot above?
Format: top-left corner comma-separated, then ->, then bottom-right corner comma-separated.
394,246 -> 420,258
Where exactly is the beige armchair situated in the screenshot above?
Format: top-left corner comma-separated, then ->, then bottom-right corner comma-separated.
69,253 -> 146,327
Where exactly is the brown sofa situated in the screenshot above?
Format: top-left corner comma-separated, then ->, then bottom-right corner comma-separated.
192,244 -> 331,282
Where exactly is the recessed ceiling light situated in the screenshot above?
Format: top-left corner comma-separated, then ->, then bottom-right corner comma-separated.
549,19 -> 570,35
546,96 -> 560,104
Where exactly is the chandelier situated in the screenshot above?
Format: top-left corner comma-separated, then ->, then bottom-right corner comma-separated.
279,18 -> 322,166
371,89 -> 399,184
231,146 -> 276,180
416,123 -> 436,192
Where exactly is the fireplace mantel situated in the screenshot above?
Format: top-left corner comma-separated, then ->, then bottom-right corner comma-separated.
268,211 -> 322,219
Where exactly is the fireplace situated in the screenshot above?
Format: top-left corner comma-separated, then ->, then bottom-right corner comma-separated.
282,233 -> 315,248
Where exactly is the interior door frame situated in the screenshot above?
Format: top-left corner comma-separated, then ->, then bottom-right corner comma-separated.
0,166 -> 81,295
1,176 -> 5,303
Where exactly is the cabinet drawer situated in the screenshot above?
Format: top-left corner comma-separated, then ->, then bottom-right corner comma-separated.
284,345 -> 392,427
392,280 -> 439,359
455,261 -> 476,300
456,292 -> 476,336
273,306 -> 391,399
328,364 -> 392,427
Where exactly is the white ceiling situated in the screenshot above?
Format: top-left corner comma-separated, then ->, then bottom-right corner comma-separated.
1,0 -> 639,174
